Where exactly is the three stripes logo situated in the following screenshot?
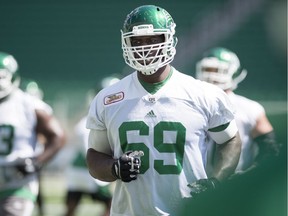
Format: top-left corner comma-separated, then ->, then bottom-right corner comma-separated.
145,110 -> 156,118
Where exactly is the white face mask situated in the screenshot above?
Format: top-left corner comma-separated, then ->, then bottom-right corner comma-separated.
121,24 -> 177,75
0,69 -> 19,99
196,57 -> 247,90
0,54 -> 19,99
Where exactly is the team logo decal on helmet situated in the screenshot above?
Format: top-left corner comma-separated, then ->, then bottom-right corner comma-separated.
196,47 -> 247,90
121,5 -> 178,75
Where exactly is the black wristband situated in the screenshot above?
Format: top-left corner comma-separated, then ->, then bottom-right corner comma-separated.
209,177 -> 220,189
111,160 -> 120,179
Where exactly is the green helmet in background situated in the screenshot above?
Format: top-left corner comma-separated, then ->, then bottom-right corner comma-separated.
196,47 -> 247,90
100,75 -> 121,89
121,5 -> 177,75
20,79 -> 44,100
86,74 -> 121,106
0,52 -> 20,99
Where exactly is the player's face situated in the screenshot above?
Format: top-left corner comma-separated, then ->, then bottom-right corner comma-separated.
201,66 -> 222,85
202,67 -> 218,73
0,70 -> 12,91
130,35 -> 165,65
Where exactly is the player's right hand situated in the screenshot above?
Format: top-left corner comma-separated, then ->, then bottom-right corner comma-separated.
15,157 -> 42,176
188,177 -> 220,197
111,150 -> 144,182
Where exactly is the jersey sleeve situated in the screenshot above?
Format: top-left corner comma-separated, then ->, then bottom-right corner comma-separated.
86,93 -> 106,130
205,85 -> 236,129
34,98 -> 53,115
246,100 -> 265,128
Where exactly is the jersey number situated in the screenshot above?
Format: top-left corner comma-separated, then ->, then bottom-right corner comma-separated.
0,125 -> 14,155
119,121 -> 186,175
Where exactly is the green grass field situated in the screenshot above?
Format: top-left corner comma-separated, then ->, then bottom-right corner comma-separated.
32,172 -> 107,216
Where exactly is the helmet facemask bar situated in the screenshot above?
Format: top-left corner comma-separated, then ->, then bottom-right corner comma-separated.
0,69 -> 20,99
121,24 -> 177,75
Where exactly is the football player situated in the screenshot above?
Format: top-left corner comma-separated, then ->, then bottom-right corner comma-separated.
0,51 -> 66,216
196,47 -> 280,175
20,79 -> 53,216
86,5 -> 242,215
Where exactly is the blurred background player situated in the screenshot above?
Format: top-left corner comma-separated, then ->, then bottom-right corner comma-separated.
63,75 -> 120,216
0,51 -> 66,216
20,79 -> 53,216
196,47 -> 280,176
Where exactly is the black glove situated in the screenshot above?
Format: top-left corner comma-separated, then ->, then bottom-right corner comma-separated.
188,177 -> 220,197
111,150 -> 144,182
15,157 -> 42,176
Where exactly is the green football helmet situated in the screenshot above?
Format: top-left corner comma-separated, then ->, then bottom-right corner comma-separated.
100,75 -> 121,89
196,47 -> 247,90
20,79 -> 44,100
0,52 -> 20,99
121,5 -> 178,75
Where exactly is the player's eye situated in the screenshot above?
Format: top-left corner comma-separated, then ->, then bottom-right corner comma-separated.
130,35 -> 164,47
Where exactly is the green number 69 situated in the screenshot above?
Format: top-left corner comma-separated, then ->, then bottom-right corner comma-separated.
119,121 -> 186,175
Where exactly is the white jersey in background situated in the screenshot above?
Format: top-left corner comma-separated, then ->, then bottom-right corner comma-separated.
87,68 -> 236,215
66,116 -> 109,192
228,92 -> 265,172
0,89 -> 40,197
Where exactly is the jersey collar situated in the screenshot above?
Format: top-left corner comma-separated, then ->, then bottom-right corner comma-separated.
138,67 -> 173,94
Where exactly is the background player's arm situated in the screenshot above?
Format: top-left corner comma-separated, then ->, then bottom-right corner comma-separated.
251,113 -> 273,138
252,113 -> 280,162
35,109 -> 66,165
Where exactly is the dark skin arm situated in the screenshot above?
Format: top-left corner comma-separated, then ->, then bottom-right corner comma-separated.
211,132 -> 242,181
86,148 -> 117,182
34,109 -> 66,165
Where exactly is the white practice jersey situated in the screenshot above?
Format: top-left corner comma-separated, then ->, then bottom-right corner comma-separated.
228,92 -> 264,172
0,89 -> 39,192
87,68 -> 236,216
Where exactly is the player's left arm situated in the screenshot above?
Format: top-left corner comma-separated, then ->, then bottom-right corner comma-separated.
208,119 -> 242,182
188,120 -> 241,196
252,113 -> 281,163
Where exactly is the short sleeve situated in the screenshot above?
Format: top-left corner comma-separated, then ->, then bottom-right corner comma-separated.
205,86 -> 236,130
86,94 -> 106,130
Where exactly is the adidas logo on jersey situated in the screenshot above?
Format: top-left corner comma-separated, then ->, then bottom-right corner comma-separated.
145,110 -> 156,118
